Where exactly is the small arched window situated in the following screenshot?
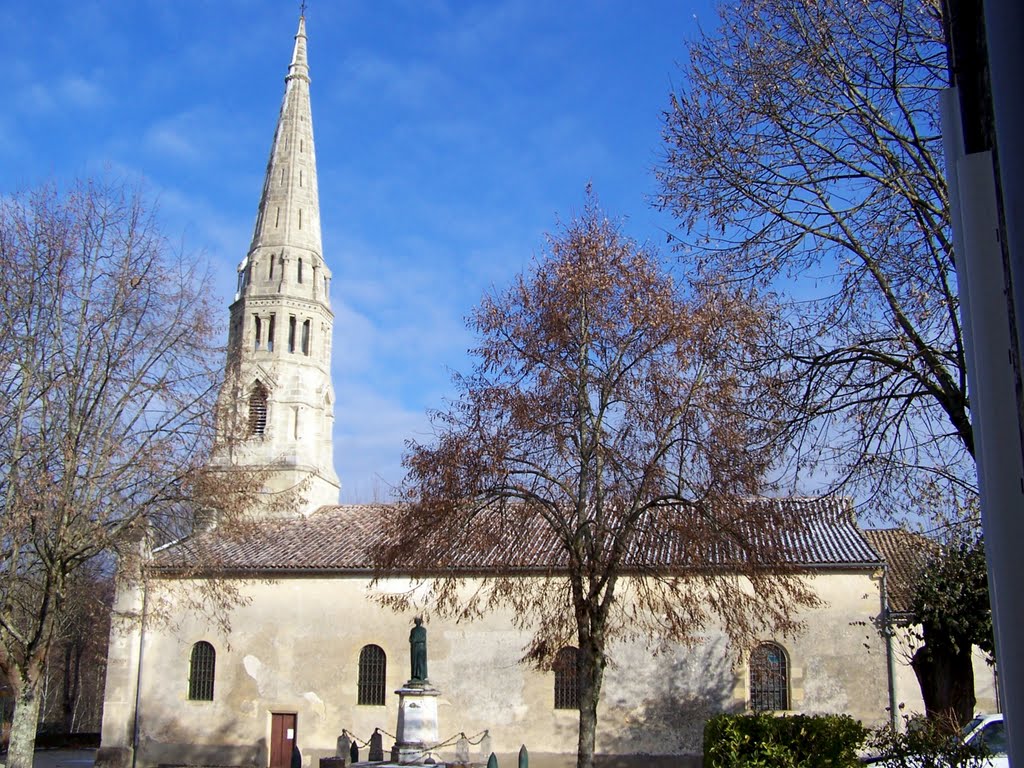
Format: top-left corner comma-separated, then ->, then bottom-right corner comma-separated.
188,641 -> 216,701
553,646 -> 579,710
248,382 -> 268,436
298,258 -> 304,283
749,642 -> 789,711
358,645 -> 387,706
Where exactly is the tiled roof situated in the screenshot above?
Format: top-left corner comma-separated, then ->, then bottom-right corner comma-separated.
861,528 -> 937,614
151,497 -> 883,575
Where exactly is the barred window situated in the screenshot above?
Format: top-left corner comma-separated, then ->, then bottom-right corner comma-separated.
358,645 -> 386,706
553,647 -> 580,710
188,641 -> 216,701
248,383 -> 268,436
749,642 -> 789,711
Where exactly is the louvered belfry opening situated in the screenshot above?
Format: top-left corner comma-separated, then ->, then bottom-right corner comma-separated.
248,382 -> 268,436
358,645 -> 386,705
749,642 -> 789,711
554,646 -> 580,709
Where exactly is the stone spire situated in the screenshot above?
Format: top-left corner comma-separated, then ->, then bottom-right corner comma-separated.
247,14 -> 322,260
211,13 -> 340,515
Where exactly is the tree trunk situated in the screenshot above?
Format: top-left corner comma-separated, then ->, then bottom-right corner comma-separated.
7,678 -> 42,768
576,637 -> 605,768
63,641 -> 84,733
911,643 -> 976,726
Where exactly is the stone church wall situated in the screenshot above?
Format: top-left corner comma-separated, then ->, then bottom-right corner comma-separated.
99,570 -> 890,768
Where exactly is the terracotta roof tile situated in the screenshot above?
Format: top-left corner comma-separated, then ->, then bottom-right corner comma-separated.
861,528 -> 937,614
152,497 -> 883,575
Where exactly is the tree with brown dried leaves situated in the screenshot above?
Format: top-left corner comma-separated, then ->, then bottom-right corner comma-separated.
377,193 -> 819,768
0,179 -> 273,768
658,0 -> 970,526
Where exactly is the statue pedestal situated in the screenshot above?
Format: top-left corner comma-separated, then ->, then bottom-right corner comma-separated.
391,682 -> 441,764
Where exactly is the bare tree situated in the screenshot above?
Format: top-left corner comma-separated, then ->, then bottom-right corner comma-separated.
0,179 -> 268,768
35,564 -> 112,735
377,192 -> 819,768
657,0 -> 970,524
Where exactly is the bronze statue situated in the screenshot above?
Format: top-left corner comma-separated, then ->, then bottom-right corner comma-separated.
409,617 -> 427,681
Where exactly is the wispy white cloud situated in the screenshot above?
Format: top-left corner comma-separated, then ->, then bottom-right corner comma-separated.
145,123 -> 201,163
335,50 -> 451,111
435,0 -> 538,57
142,106 -> 243,165
334,382 -> 431,502
16,73 -> 106,114
61,74 -> 104,108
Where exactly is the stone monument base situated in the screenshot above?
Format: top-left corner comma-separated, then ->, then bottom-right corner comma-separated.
391,682 -> 441,764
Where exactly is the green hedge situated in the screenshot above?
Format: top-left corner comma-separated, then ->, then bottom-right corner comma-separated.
704,712 -> 868,768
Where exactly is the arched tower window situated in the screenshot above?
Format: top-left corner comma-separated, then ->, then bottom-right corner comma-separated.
553,646 -> 580,710
749,642 -> 789,711
301,319 -> 311,356
358,645 -> 386,706
248,382 -> 269,436
188,641 -> 216,701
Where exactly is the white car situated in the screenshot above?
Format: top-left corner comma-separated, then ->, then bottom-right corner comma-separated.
864,713 -> 1008,767
961,714 -> 1009,768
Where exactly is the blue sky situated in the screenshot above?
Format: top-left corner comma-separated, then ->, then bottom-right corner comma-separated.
0,0 -> 717,501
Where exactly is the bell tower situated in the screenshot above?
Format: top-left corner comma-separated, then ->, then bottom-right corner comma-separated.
212,13 -> 340,513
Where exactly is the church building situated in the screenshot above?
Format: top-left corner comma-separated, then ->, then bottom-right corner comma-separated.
94,14 -> 996,768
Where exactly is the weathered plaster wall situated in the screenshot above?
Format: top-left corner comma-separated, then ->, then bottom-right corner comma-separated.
99,570 -> 891,767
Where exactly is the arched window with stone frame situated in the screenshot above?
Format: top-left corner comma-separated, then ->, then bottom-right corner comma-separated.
358,645 -> 387,706
188,641 -> 216,701
749,641 -> 789,711
553,646 -> 580,710
248,381 -> 269,436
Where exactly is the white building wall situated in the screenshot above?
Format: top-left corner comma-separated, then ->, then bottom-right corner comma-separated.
99,570 -> 892,768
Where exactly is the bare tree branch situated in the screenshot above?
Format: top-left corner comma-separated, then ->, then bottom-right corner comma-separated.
657,0 -> 970,524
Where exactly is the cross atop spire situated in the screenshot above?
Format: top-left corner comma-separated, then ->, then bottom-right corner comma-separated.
288,14 -> 309,84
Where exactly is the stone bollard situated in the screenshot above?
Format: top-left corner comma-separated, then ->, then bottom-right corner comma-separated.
336,733 -> 351,764
455,734 -> 470,763
349,741 -> 359,764
518,744 -> 528,768
480,732 -> 492,759
369,730 -> 384,762
487,753 -> 498,768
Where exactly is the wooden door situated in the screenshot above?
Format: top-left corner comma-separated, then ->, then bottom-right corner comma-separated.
270,712 -> 297,768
